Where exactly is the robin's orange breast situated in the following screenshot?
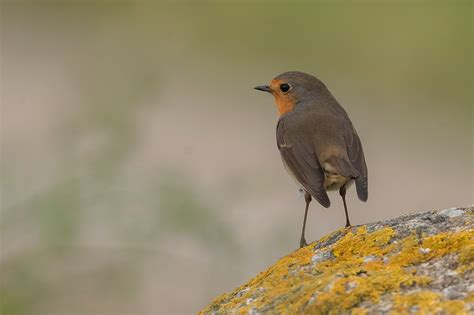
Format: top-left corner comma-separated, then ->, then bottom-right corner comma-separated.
274,96 -> 296,116
269,78 -> 297,116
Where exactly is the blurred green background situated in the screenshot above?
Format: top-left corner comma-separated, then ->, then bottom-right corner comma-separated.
1,1 -> 472,314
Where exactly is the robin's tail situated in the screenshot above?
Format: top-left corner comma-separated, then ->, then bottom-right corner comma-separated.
355,177 -> 368,202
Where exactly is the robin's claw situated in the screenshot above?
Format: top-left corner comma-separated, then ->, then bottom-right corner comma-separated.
299,238 -> 308,248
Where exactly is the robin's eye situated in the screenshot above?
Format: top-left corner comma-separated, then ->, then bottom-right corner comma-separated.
279,83 -> 291,93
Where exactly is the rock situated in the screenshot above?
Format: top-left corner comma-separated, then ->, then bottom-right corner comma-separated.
200,206 -> 474,314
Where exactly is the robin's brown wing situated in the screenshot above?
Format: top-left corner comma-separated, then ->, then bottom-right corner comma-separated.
344,129 -> 368,201
276,115 -> 331,208
311,97 -> 368,202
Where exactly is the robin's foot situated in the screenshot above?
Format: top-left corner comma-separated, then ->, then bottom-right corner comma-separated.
299,237 -> 308,248
345,221 -> 351,228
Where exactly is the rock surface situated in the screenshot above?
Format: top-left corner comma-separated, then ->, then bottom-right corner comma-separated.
200,206 -> 474,314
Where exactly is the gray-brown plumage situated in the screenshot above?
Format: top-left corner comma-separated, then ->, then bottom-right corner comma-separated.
255,71 -> 368,248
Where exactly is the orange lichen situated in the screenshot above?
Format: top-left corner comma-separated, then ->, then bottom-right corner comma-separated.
200,218 -> 474,315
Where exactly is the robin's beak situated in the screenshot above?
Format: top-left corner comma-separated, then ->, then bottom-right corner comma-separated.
254,85 -> 272,93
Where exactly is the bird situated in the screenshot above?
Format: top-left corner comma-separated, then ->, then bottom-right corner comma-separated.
254,71 -> 368,248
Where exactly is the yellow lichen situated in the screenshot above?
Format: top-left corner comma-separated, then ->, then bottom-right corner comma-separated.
200,221 -> 474,315
459,243 -> 474,264
392,291 -> 468,315
465,293 -> 474,303
457,242 -> 474,274
351,307 -> 367,315
332,226 -> 395,259
390,230 -> 474,268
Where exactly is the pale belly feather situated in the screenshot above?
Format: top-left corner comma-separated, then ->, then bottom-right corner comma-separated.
280,155 -> 352,193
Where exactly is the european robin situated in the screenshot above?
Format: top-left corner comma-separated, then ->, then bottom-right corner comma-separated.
255,71 -> 368,248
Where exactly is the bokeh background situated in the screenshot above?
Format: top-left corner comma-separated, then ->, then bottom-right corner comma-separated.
1,1 -> 472,314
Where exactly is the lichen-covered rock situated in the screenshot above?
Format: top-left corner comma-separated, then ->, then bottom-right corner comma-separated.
200,206 -> 474,315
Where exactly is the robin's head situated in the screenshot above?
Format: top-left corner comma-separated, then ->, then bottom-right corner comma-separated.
255,71 -> 327,116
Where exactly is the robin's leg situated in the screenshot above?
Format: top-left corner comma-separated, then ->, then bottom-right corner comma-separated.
339,185 -> 351,227
299,192 -> 312,248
